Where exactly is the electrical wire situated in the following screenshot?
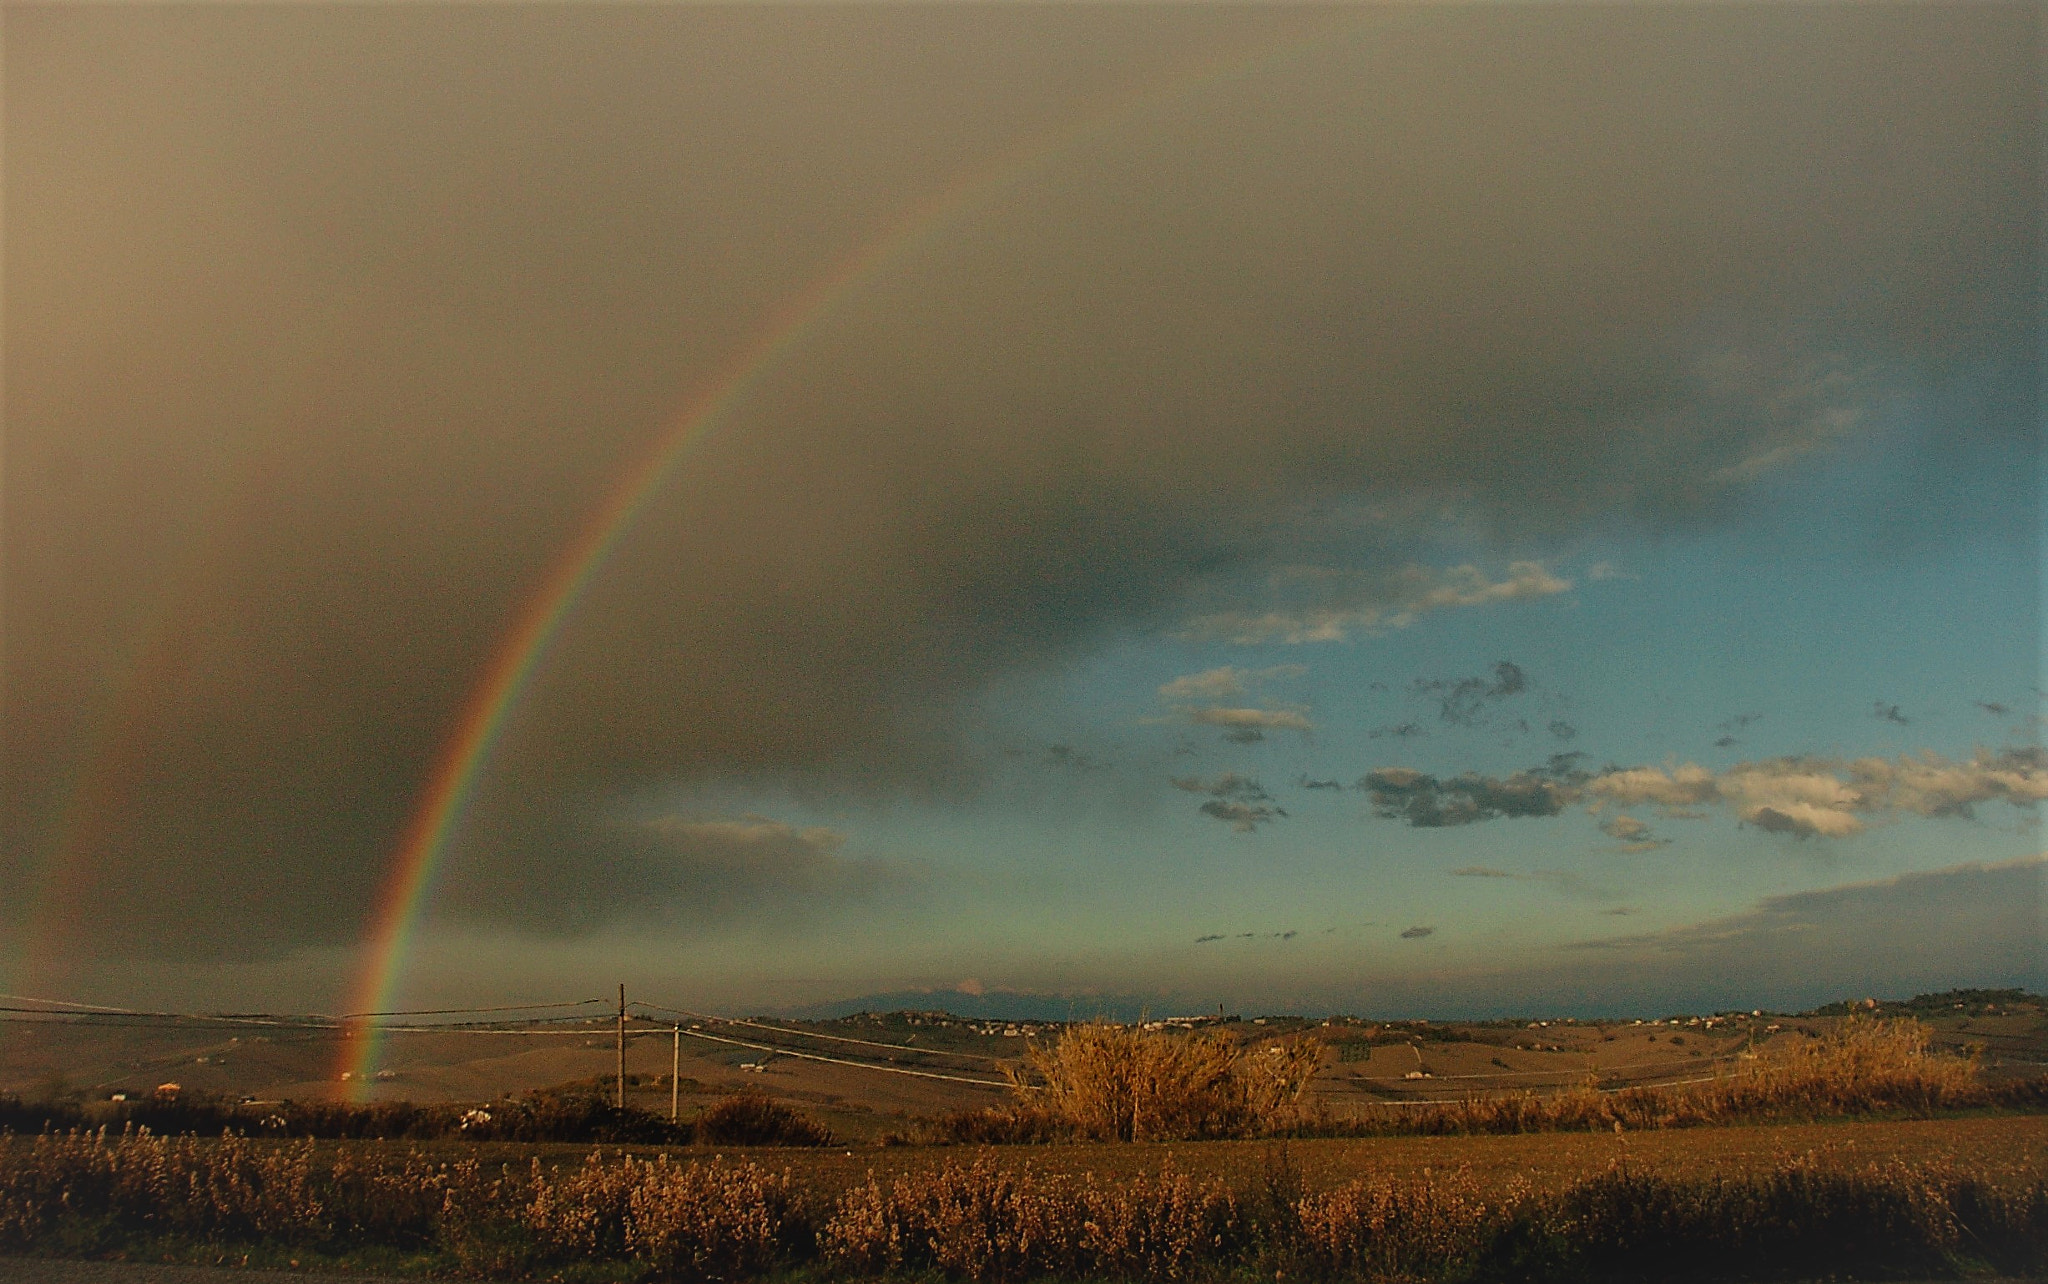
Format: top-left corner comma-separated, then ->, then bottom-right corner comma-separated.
632,1001 -> 1007,1064
324,999 -> 610,1020
673,1025 -> 1008,1087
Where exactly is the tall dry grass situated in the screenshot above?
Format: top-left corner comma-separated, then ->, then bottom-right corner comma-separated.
821,1159 -> 1239,1282
1,1128 -> 2044,1280
1294,1168 -> 1496,1280
1002,1023 -> 1322,1141
937,1016 -> 2029,1145
1321,1018 -> 2017,1138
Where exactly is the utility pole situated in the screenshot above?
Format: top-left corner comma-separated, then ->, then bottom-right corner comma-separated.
617,984 -> 627,1110
671,1024 -> 681,1122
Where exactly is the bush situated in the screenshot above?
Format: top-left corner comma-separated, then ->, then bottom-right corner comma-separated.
1295,1169 -> 1493,1280
1006,1023 -> 1321,1141
928,1105 -> 1065,1145
693,1092 -> 834,1147
822,1159 -> 1083,1281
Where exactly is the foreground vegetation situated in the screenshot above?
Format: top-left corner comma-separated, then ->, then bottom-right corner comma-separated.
4,1017 -> 2048,1279
1,1127 -> 2043,1282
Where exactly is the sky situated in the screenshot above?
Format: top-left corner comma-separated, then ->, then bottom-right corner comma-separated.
3,3 -> 2042,1021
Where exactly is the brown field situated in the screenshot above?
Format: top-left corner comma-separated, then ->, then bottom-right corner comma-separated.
467,1112 -> 2048,1198
5,1115 -> 2046,1283
6,995 -> 2042,1144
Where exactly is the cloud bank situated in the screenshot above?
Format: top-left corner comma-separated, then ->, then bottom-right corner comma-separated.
5,4 -> 2035,963
1364,748 -> 2048,840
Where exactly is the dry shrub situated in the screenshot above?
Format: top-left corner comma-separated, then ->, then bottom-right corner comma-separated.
693,1091 -> 834,1147
1009,1023 -> 1321,1141
524,1151 -> 642,1258
0,1129 -> 326,1247
626,1156 -> 807,1277
4,1119 -> 2046,1281
822,1158 -> 1083,1281
1481,1155 -> 2048,1281
1295,1169 -> 1493,1281
1717,1017 -> 1980,1115
821,1158 -> 1239,1282
929,1105 -> 1065,1145
1080,1165 -> 1240,1282
323,1146 -> 481,1247
1337,1018 -> 2000,1138
521,1149 -> 807,1273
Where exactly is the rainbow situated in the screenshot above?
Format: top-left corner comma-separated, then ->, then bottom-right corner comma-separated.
5,465 -> 276,1002
335,15 -> 1363,1093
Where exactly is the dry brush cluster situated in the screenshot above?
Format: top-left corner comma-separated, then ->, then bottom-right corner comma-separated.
2,1130 -> 2046,1281
1318,1018 -> 2037,1139
973,1024 -> 1325,1142
934,1017 -> 2042,1143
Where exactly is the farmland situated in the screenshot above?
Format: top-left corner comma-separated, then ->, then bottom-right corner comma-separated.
3,995 -> 2046,1280
5,990 -> 2042,1143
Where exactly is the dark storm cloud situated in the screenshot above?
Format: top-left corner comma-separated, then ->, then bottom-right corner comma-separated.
1175,774 -> 1284,830
1199,800 -> 1284,832
1412,661 -> 1530,728
1172,773 -> 1272,803
1417,663 -> 1531,733
1598,814 -> 1672,853
7,4 -> 2037,959
1564,857 -> 2045,975
1360,754 -> 1591,828
1449,864 -> 1620,901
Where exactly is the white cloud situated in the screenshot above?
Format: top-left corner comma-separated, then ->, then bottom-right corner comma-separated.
1586,763 -> 1719,810
647,814 -> 847,856
1158,667 -> 1246,702
1180,561 -> 1571,645
1159,666 -> 1313,737
1189,706 -> 1313,732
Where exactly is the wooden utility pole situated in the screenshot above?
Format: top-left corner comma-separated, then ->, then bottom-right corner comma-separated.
671,1024 -> 681,1121
616,984 -> 627,1110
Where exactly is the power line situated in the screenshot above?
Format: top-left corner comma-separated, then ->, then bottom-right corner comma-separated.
327,999 -> 610,1020
674,1025 -> 1008,1088
633,1001 -> 1007,1065
0,992 -> 160,1014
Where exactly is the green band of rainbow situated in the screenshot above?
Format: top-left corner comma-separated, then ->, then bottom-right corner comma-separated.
335,17 -> 1360,1094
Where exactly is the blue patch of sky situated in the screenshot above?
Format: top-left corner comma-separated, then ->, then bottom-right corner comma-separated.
635,392 -> 2036,1001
